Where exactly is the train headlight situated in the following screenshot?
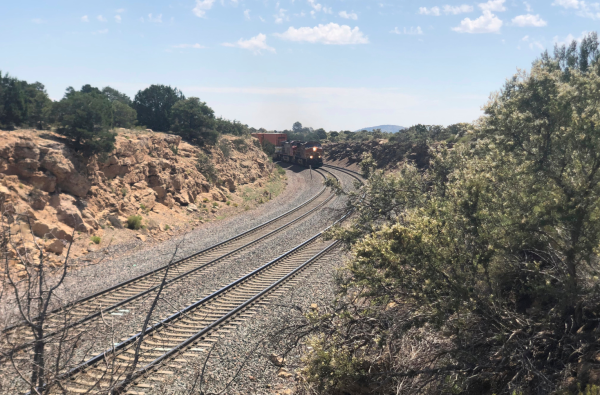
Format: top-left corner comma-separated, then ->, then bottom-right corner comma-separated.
310,156 -> 313,159
313,147 -> 317,152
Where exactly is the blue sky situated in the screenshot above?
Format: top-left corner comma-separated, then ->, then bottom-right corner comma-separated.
1,0 -> 598,131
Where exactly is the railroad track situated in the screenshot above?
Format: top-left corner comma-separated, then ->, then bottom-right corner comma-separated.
2,168 -> 338,355
24,165 -> 363,395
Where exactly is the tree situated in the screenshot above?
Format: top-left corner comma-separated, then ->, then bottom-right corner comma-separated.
0,72 -> 28,128
52,89 -> 116,156
112,101 -> 137,128
292,121 -> 303,133
315,128 -> 327,140
133,84 -> 184,132
215,117 -> 249,136
102,86 -> 132,106
170,97 -> 217,145
24,82 -> 52,130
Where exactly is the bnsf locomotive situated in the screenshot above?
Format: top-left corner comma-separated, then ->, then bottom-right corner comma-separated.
252,133 -> 324,168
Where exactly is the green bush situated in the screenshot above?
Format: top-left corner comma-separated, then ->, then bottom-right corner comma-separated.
276,164 -> 286,175
90,236 -> 101,244
121,187 -> 128,197
232,138 -> 249,153
218,139 -> 231,158
196,152 -> 218,184
164,224 -> 170,231
126,215 -> 143,230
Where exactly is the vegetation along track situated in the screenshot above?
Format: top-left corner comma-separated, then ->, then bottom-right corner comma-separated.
30,165 -> 363,394
3,168 -> 339,356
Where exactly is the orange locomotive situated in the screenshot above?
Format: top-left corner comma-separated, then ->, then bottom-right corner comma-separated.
252,133 -> 324,167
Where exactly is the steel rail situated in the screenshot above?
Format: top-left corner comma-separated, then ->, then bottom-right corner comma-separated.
3,167 -> 331,335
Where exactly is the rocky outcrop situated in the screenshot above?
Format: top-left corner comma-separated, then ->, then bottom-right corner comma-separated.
0,130 -> 274,262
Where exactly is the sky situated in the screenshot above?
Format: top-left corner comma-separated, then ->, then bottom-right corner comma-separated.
1,0 -> 598,131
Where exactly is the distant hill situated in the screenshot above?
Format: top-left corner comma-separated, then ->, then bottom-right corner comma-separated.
354,125 -> 406,133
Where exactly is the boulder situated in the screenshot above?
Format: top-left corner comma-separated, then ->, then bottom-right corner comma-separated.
45,239 -> 64,255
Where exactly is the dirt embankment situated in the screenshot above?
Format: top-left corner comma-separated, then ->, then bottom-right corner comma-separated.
0,129 -> 278,268
324,139 -> 431,170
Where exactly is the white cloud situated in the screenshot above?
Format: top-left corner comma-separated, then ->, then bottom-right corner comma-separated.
512,14 -> 547,26
259,16 -> 266,22
443,5 -> 474,14
274,8 -> 289,23
275,23 -> 369,45
244,9 -> 251,20
307,0 -> 332,13
390,26 -> 423,35
452,10 -> 503,33
339,11 -> 358,20
173,43 -> 206,49
553,1 -> 600,19
148,13 -> 162,23
97,15 -> 107,22
222,33 -> 275,54
521,35 -> 544,50
553,0 -> 581,8
93,29 -> 109,35
524,1 -> 533,12
81,15 -> 89,22
554,31 -> 588,46
115,15 -> 122,23
193,0 -> 216,17
479,0 -> 506,12
419,6 -> 441,15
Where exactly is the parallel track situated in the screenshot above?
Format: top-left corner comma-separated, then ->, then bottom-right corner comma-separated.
3,168 -> 336,353
20,165 -> 362,394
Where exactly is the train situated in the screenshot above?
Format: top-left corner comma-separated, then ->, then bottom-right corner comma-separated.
252,133 -> 324,167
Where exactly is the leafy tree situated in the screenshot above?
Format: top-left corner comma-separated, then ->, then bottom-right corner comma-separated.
215,117 -> 249,136
80,84 -> 102,95
102,86 -> 132,106
133,84 -> 184,132
169,97 -> 217,145
112,100 -> 137,128
293,121 -> 303,133
24,82 -> 52,129
0,72 -> 28,128
52,89 -> 116,156
315,128 -> 327,139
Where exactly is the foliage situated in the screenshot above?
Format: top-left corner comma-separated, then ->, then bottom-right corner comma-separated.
261,141 -> 275,156
51,88 -> 116,156
90,236 -> 101,244
0,72 -> 52,129
301,32 -> 600,395
232,138 -> 248,153
217,138 -> 231,158
102,86 -> 132,106
126,215 -> 143,230
112,100 -> 137,128
133,84 -> 184,132
169,97 -> 218,145
196,152 -> 218,184
276,164 -> 286,175
215,117 -> 249,136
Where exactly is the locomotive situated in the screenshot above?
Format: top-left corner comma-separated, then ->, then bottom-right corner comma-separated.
252,133 -> 324,168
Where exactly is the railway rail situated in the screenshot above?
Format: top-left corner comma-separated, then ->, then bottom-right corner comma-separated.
18,165 -> 363,394
2,168 -> 336,354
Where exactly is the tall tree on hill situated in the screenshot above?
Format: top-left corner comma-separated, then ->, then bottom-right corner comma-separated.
133,84 -> 184,132
102,86 -> 132,106
24,82 -> 52,129
52,88 -> 116,156
0,72 -> 28,129
170,97 -> 218,145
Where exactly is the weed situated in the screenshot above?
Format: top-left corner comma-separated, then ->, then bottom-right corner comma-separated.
140,204 -> 147,211
212,202 -> 219,207
244,205 -> 250,210
226,201 -> 231,206
218,139 -> 231,158
276,164 -> 286,175
232,138 -> 249,153
121,187 -> 128,197
126,215 -> 143,230
203,198 -> 209,203
169,145 -> 178,155
164,224 -> 170,231
90,236 -> 101,244
18,183 -> 24,189
233,203 -> 238,207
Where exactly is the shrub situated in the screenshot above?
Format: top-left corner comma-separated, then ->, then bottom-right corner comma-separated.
196,153 -> 218,184
90,236 -> 101,244
121,187 -> 128,197
262,141 -> 275,156
276,164 -> 286,175
226,201 -> 231,206
169,97 -> 218,145
218,139 -> 231,158
169,145 -> 178,155
126,215 -> 143,230
164,224 -> 170,231
232,138 -> 248,153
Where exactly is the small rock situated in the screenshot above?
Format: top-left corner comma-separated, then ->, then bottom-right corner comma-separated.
87,244 -> 99,252
310,303 -> 318,310
269,354 -> 285,367
277,368 -> 293,379
248,375 -> 256,381
44,239 -> 64,255
187,203 -> 198,212
137,234 -> 146,242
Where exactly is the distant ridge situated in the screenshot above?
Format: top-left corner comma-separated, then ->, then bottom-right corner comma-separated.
355,125 -> 405,133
